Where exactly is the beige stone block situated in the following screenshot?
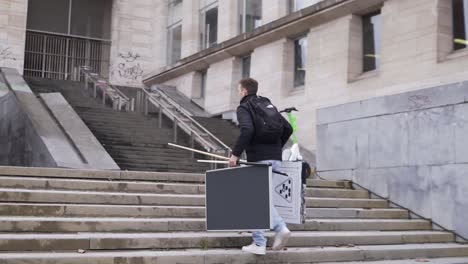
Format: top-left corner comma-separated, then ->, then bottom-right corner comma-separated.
132,20 -> 152,32
8,14 -> 26,28
132,7 -> 153,19
0,14 -> 7,26
9,1 -> 27,14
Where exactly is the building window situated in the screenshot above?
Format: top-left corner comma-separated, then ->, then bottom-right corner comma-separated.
453,0 -> 468,50
200,70 -> 207,99
26,0 -> 112,39
239,0 -> 262,33
241,55 -> 251,78
167,0 -> 183,65
289,0 -> 322,13
362,11 -> 381,73
294,36 -> 307,88
200,0 -> 218,49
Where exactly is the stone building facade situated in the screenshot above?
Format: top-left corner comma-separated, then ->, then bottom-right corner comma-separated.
1,0 -> 468,154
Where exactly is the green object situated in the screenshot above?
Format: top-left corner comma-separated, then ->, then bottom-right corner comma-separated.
287,112 -> 298,144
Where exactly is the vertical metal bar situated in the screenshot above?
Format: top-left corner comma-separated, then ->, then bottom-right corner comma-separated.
41,35 -> 47,78
93,83 -> 97,98
102,89 -> 106,105
64,38 -> 70,79
85,40 -> 91,67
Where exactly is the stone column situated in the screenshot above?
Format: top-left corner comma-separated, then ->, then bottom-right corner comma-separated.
0,0 -> 28,73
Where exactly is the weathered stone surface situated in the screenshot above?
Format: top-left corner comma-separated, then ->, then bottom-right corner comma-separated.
40,93 -> 120,170
317,81 -> 468,240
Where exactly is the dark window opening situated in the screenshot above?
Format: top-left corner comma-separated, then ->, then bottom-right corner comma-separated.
362,11 -> 382,73
201,6 -> 218,49
168,25 -> 182,65
239,0 -> 262,33
200,70 -> 207,99
242,55 -> 251,78
294,37 -> 307,88
26,0 -> 112,39
453,0 -> 468,50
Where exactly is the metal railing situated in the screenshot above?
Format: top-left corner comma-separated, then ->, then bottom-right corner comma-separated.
77,67 -> 230,158
80,66 -> 134,111
24,30 -> 111,80
136,85 -> 232,156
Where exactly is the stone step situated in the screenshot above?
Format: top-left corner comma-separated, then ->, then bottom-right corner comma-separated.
81,118 -> 162,127
0,231 -> 454,252
0,176 -> 205,194
321,257 -> 468,264
112,158 -> 209,167
306,188 -> 370,199
0,203 -> 205,218
307,179 -> 352,189
116,163 -> 209,172
0,178 -> 382,208
0,203 -> 407,219
0,188 -> 205,206
1,244 -> 468,264
306,198 -> 388,208
0,217 -> 431,233
110,152 -> 197,160
307,208 -> 409,219
0,166 -> 205,183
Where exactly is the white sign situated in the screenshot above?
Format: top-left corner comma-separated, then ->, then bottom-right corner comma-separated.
273,161 -> 303,224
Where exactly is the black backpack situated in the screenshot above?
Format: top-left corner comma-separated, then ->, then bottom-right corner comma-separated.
247,96 -> 284,143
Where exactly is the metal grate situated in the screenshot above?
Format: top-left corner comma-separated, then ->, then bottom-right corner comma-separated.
24,30 -> 111,81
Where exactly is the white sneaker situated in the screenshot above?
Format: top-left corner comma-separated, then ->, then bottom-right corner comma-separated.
242,243 -> 266,255
272,227 -> 291,251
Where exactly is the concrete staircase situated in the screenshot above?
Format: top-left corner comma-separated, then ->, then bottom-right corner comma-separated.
24,77 -> 211,173
0,167 -> 467,263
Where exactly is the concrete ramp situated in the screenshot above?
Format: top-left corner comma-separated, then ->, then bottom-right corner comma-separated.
0,68 -> 119,170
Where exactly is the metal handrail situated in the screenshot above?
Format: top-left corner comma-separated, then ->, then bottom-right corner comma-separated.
80,66 -> 134,111
77,66 -> 229,157
150,86 -> 231,152
139,87 -> 231,154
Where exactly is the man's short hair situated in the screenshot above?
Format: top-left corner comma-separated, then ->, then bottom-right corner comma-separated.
239,78 -> 258,95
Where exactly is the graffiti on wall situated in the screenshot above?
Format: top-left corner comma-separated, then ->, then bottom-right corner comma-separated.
408,95 -> 432,110
112,51 -> 144,81
0,47 -> 17,63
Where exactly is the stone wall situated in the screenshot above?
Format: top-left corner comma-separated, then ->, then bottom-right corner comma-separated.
0,0 -> 28,72
316,80 -> 468,240
109,0 -> 167,87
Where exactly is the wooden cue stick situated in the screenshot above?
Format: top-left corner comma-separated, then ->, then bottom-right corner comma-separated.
167,143 -> 230,160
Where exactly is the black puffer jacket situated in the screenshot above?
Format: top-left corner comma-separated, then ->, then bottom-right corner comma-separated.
231,94 -> 293,162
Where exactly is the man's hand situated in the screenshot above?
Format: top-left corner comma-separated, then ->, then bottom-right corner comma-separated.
228,155 -> 239,167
